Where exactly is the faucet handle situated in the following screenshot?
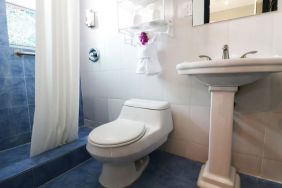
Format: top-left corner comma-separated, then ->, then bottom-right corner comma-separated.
199,55 -> 212,61
240,51 -> 258,58
223,44 -> 229,50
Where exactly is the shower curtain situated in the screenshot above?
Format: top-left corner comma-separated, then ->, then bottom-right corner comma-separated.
30,0 -> 80,156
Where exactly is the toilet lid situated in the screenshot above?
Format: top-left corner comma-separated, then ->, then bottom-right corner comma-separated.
88,119 -> 146,148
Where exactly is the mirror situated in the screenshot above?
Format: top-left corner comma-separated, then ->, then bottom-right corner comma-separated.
193,0 -> 278,26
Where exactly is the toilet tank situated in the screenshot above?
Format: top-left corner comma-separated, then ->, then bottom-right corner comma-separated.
118,99 -> 173,133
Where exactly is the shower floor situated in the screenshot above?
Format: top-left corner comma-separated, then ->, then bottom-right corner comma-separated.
0,126 -> 92,187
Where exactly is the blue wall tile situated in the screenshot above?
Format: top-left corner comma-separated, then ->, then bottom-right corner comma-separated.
0,0 -> 35,151
0,108 -> 12,140
9,78 -> 28,107
26,77 -> 35,105
0,107 -> 30,141
24,56 -> 35,77
0,48 -> 24,78
0,77 -> 28,109
0,132 -> 31,151
0,83 -> 10,109
28,105 -> 35,130
10,107 -> 30,133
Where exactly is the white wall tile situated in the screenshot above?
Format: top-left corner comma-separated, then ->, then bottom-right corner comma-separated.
162,68 -> 191,105
161,138 -> 187,158
92,98 -> 109,124
188,105 -> 210,146
232,153 -> 262,177
135,74 -> 165,100
191,22 -> 229,59
261,159 -> 282,183
84,119 -> 103,128
190,78 -> 211,106
228,14 -> 274,57
184,141 -> 208,163
169,104 -> 190,141
163,138 -> 208,163
273,11 -> 282,55
235,77 -> 271,113
108,99 -> 124,122
264,122 -> 282,162
269,73 -> 282,113
117,70 -> 140,99
233,112 -> 265,157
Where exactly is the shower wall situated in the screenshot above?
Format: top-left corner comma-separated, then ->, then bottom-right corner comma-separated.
0,0 -> 35,151
0,0 -> 84,151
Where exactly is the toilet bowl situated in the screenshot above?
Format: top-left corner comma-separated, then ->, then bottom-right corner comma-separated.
86,99 -> 173,188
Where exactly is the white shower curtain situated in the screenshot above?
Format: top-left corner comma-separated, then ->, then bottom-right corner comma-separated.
30,0 -> 80,156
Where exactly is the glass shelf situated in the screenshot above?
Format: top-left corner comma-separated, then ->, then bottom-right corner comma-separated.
117,0 -> 173,36
119,19 -> 171,34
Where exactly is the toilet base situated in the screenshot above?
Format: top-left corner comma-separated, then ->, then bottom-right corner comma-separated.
99,156 -> 149,188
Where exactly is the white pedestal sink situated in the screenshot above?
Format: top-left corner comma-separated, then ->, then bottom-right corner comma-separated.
176,57 -> 282,188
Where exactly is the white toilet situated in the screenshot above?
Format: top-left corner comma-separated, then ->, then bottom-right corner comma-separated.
86,99 -> 173,188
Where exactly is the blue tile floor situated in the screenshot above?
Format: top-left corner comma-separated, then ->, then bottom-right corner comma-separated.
0,127 -> 91,170
0,126 -> 92,184
41,150 -> 282,188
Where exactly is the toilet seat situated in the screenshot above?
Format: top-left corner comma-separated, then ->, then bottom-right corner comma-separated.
88,119 -> 146,148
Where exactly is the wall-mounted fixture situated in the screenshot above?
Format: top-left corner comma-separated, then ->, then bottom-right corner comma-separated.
117,0 -> 174,45
85,9 -> 95,28
14,49 -> 36,56
89,48 -> 100,63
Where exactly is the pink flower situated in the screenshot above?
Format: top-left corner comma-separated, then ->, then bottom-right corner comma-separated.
139,32 -> 149,45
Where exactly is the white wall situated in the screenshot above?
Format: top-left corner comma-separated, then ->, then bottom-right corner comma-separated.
80,0 -> 282,183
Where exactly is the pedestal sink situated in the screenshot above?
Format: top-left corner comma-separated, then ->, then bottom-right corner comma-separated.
176,57 -> 282,188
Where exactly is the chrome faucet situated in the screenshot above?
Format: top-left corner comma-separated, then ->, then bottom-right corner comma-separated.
222,44 -> 230,59
198,45 -> 258,61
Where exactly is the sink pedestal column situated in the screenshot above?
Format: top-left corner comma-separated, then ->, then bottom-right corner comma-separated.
197,86 -> 240,188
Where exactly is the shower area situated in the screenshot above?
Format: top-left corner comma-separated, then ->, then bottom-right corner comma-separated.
0,0 -> 90,187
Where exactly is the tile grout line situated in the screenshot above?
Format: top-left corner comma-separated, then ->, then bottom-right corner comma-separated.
0,142 -> 30,154
260,126 -> 267,178
21,55 -> 33,134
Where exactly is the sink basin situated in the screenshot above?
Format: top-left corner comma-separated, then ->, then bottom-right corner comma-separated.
176,57 -> 282,86
176,57 -> 282,188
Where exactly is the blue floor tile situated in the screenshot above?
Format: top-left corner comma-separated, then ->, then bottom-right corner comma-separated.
0,169 -> 34,188
259,179 -> 282,188
240,174 -> 259,188
0,127 -> 93,183
41,150 -> 282,188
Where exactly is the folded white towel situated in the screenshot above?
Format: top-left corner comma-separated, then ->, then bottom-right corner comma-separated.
136,34 -> 161,76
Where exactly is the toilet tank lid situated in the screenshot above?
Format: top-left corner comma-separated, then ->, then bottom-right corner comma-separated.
124,99 -> 170,110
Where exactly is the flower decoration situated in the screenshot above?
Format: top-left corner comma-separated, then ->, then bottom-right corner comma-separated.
139,32 -> 149,45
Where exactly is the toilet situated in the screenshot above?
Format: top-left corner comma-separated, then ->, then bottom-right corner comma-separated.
86,99 -> 173,188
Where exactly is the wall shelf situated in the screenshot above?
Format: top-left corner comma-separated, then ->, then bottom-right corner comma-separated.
117,0 -> 174,38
